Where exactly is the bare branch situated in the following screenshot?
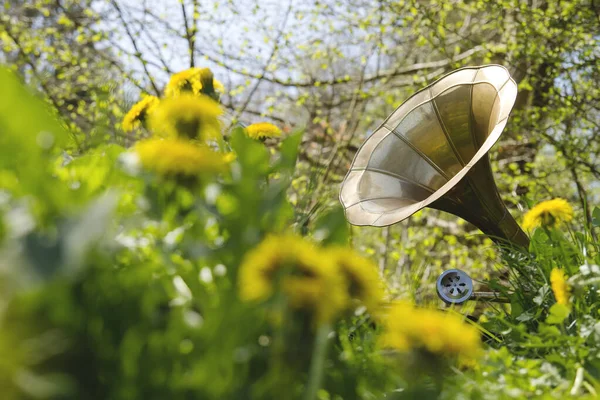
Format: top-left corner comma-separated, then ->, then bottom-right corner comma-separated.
181,1 -> 197,68
228,0 -> 294,125
109,0 -> 161,95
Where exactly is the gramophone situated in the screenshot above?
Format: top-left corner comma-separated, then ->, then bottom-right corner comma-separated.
339,65 -> 528,305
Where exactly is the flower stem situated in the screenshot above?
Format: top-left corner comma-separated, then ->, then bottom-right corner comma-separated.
303,323 -> 331,400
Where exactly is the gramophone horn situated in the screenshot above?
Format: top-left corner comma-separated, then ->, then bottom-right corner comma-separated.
339,65 -> 529,248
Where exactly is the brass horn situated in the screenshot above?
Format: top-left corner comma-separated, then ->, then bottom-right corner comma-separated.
339,65 -> 529,249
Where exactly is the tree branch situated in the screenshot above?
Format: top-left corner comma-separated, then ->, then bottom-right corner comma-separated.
228,0 -> 294,125
109,0 -> 161,95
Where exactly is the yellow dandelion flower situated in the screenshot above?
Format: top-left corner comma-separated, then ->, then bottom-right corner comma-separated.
379,302 -> 481,359
239,235 -> 347,323
245,122 -> 282,139
550,268 -> 570,306
122,95 -> 160,132
135,138 -> 227,177
164,67 -> 224,97
223,152 -> 237,163
457,354 -> 479,370
214,79 -> 225,93
328,247 -> 384,312
150,94 -> 222,141
164,68 -> 202,97
522,198 -> 573,232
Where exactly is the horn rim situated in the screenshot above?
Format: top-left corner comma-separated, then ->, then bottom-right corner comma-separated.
339,64 -> 517,227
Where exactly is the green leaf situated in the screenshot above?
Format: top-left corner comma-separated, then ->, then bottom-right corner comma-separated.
592,207 -> 600,227
510,294 -> 525,319
546,303 -> 570,325
0,68 -> 70,159
538,323 -> 561,337
0,67 -> 73,221
516,312 -> 533,322
277,129 -> 304,172
533,285 -> 550,306
545,353 -> 569,368
311,206 -> 349,245
229,126 -> 270,177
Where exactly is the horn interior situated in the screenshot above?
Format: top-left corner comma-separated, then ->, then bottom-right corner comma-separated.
340,65 -> 518,229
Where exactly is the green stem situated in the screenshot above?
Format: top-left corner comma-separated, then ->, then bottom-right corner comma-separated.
271,296 -> 290,398
303,323 -> 331,400
584,369 -> 600,387
519,343 -> 567,349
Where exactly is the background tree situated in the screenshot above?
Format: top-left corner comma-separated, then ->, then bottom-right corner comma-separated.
1,0 -> 598,293
0,0 -> 125,149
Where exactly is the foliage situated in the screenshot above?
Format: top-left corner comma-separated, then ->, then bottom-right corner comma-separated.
3,0 -> 598,285
0,0 -> 125,149
0,1 -> 600,399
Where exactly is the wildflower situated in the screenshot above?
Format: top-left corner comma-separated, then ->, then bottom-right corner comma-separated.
223,152 -> 237,163
328,247 -> 384,312
522,198 -> 573,232
380,302 -> 481,359
550,268 -> 570,306
244,122 -> 282,139
164,67 -> 224,98
122,95 -> 160,132
457,355 -> 479,370
238,235 -> 347,323
213,79 -> 225,93
150,94 -> 222,141
135,138 -> 227,177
